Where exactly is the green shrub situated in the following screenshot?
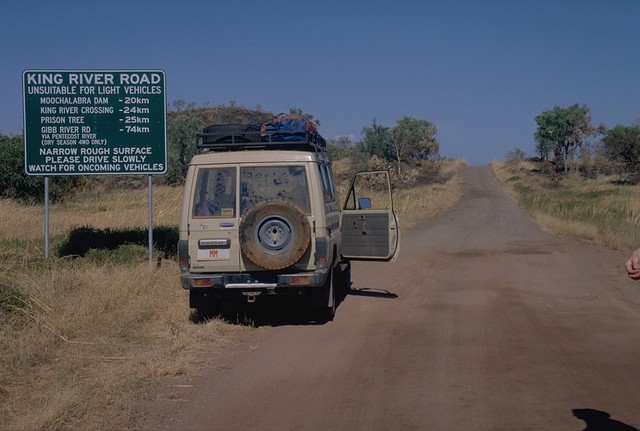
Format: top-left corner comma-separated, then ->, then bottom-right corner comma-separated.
0,133 -> 85,202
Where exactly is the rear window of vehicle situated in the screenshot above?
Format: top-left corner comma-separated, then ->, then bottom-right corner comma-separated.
193,167 -> 236,218
240,166 -> 310,215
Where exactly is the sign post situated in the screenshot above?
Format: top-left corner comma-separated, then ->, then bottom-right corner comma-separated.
23,70 -> 167,261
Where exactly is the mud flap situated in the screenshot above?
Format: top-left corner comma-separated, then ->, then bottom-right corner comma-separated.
311,267 -> 336,321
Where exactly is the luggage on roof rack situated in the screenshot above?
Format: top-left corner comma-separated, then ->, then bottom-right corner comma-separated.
197,117 -> 326,153
260,115 -> 317,141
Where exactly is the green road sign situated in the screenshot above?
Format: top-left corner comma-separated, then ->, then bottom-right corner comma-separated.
23,70 -> 166,175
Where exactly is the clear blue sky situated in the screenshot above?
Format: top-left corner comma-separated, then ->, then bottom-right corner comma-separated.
2,1 -> 639,165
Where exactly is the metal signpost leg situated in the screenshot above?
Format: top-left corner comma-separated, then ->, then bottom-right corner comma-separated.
148,175 -> 153,265
44,176 -> 49,260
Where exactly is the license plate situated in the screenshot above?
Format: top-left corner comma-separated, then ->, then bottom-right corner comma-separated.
197,248 -> 230,261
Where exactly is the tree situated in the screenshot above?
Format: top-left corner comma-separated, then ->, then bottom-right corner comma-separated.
359,119 -> 392,161
390,116 -> 439,176
327,135 -> 353,160
332,135 -> 353,150
506,148 -> 527,162
170,99 -> 186,111
166,113 -> 204,184
358,117 -> 440,176
534,135 -> 555,161
0,133 -> 84,202
534,104 -> 601,172
602,123 -> 640,174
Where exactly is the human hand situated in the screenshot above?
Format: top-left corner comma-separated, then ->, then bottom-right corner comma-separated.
625,248 -> 640,280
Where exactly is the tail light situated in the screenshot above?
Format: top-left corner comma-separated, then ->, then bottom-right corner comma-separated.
178,240 -> 189,272
315,237 -> 327,269
192,278 -> 213,288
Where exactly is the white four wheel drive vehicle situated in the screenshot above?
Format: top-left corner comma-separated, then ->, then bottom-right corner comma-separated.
178,119 -> 400,321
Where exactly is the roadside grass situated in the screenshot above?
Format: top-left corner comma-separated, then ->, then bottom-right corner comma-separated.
0,251 -> 252,430
0,186 -> 252,430
333,158 -> 466,231
491,161 -> 640,254
393,160 -> 465,230
0,161 -> 465,430
0,185 -> 183,242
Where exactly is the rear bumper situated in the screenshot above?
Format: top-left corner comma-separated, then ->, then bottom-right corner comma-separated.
180,269 -> 328,292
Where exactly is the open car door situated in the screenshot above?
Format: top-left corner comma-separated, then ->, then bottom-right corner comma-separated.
341,170 -> 400,261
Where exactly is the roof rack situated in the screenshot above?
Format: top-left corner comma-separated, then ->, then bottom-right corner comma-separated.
196,123 -> 327,154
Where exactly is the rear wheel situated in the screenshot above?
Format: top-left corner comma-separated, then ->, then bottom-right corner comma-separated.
189,289 -> 220,322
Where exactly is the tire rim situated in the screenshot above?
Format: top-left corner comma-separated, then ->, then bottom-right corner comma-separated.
254,216 -> 293,253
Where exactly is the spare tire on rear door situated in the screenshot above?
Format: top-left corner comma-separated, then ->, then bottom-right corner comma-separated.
239,199 -> 311,270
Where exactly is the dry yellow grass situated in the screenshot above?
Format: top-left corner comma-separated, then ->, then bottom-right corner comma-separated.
0,161 -> 465,430
0,185 -> 183,242
0,261 -> 250,430
491,161 -> 640,254
394,161 -> 465,230
333,158 -> 465,231
0,185 -> 251,430
0,257 -> 252,430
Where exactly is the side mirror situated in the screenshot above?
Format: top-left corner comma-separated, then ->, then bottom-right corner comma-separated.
358,197 -> 372,210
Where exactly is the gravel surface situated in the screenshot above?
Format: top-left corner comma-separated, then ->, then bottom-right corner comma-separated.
142,165 -> 640,431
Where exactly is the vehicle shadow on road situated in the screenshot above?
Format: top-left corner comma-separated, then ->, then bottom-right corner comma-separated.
572,408 -> 639,431
204,296 -> 343,327
348,287 -> 399,299
202,286 -> 398,327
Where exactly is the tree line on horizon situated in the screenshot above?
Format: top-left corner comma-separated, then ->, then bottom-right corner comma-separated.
2,100 -> 639,203
508,103 -> 640,180
164,103 -> 442,187
0,102 -> 442,202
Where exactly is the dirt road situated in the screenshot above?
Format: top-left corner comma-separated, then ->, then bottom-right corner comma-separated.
143,166 -> 640,430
